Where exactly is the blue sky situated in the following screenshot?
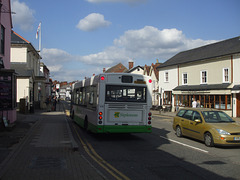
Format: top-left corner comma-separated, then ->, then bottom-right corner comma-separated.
11,0 -> 240,81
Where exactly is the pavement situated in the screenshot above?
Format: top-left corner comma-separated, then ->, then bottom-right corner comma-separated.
151,110 -> 177,118
0,103 -> 105,180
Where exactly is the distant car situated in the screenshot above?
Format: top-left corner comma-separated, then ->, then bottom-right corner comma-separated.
173,108 -> 240,147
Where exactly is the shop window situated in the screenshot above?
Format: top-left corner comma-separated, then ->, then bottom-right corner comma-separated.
174,94 -> 231,110
182,95 -> 186,106
210,96 -> 214,108
221,96 -> 225,109
227,95 -> 231,109
215,96 -> 220,109
175,95 -> 189,107
163,91 -> 172,105
200,96 -> 205,108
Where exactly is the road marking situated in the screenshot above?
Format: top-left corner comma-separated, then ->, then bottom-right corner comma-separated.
159,136 -> 209,153
73,125 -> 130,180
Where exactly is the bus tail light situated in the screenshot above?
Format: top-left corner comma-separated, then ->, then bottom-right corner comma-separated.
98,112 -> 103,124
148,112 -> 152,125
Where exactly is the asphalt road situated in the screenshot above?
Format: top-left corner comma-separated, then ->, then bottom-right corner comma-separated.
63,101 -> 240,180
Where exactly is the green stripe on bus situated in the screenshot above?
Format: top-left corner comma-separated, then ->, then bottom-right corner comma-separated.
102,125 -> 152,133
74,116 -> 84,127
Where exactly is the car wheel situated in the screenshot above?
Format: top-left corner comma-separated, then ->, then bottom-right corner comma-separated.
204,132 -> 214,147
176,126 -> 182,137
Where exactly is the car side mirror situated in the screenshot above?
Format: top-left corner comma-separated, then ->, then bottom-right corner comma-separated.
195,119 -> 201,123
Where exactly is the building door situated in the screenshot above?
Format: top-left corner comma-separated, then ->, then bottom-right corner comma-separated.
237,94 -> 240,117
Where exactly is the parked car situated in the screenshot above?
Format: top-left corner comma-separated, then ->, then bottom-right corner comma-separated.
173,108 -> 240,147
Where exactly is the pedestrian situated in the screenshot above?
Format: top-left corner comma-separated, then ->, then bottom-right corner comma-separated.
176,103 -> 179,112
192,98 -> 197,108
46,96 -> 52,112
196,100 -> 200,108
53,96 -> 57,111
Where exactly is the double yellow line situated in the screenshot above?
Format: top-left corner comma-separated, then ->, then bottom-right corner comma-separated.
72,125 -> 130,180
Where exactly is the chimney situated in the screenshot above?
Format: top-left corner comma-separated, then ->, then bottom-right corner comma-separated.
103,68 -> 106,73
129,60 -> 134,70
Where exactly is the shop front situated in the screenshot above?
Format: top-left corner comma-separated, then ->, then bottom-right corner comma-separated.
0,69 -> 17,127
173,84 -> 233,116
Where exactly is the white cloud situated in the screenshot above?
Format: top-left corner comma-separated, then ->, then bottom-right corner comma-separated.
86,0 -> 146,3
42,27 -> 217,81
113,26 -> 217,60
76,13 -> 111,31
78,46 -> 129,65
42,48 -> 72,64
47,65 -> 63,72
11,0 -> 35,31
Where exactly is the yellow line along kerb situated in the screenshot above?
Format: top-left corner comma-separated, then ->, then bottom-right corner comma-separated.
73,125 -> 130,180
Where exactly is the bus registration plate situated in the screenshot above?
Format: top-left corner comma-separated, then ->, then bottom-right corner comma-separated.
109,110 -> 142,122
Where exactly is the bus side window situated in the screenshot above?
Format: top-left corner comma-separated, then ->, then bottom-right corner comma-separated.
76,89 -> 79,104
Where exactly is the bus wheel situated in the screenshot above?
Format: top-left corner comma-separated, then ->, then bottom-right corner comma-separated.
84,118 -> 88,130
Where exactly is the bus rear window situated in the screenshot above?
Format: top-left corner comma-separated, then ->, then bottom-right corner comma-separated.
106,85 -> 146,103
121,76 -> 133,83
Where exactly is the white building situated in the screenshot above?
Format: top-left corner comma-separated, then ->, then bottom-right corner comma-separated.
157,36 -> 240,117
10,31 -> 45,111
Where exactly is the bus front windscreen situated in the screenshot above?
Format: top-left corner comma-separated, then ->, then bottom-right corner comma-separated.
105,85 -> 146,103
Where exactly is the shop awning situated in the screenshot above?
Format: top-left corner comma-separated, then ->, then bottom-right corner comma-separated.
173,83 -> 231,91
232,85 -> 240,93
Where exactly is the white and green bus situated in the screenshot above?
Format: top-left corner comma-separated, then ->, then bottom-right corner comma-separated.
71,73 -> 152,133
